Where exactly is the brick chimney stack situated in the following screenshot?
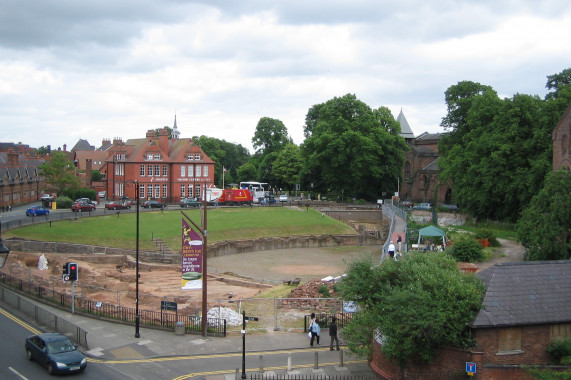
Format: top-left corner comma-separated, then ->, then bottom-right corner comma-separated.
7,149 -> 18,166
158,128 -> 169,153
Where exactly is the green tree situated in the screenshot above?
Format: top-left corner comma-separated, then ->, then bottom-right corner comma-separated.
272,144 -> 302,190
545,67 -> 571,99
91,170 -> 103,182
38,151 -> 80,195
338,252 -> 485,366
517,170 -> 571,261
192,136 -> 251,188
237,162 -> 258,183
300,94 -> 406,200
438,89 -> 552,221
252,117 -> 290,156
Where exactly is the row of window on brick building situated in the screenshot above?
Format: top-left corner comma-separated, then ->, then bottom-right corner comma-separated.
114,164 -> 209,178
113,183 -> 204,200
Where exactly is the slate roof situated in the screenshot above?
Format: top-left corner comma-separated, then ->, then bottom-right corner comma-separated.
397,110 -> 415,140
471,260 -> 571,328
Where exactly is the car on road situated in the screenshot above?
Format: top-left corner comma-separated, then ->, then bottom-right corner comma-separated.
71,202 -> 96,212
180,197 -> 202,208
279,194 -> 288,202
26,206 -> 50,216
142,200 -> 166,209
25,333 -> 87,375
104,201 -> 131,210
413,202 -> 432,210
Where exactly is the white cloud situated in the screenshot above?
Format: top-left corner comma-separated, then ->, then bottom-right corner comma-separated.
0,1 -> 570,153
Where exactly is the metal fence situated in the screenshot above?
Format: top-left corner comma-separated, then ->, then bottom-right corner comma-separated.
0,286 -> 89,348
0,272 -> 227,337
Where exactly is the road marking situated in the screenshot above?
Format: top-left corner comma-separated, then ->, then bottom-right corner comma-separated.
0,307 -> 42,335
9,367 -> 29,380
171,360 -> 369,380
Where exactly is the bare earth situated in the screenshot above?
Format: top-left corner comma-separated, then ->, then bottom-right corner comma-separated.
2,240 -> 523,314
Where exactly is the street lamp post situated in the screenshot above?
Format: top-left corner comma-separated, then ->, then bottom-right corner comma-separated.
134,181 -> 141,338
125,179 -> 141,338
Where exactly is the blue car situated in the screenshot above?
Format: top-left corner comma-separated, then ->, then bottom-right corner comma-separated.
26,206 -> 50,216
25,333 -> 87,375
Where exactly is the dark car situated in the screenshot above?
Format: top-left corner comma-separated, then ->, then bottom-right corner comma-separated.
180,197 -> 202,208
26,206 -> 50,216
105,201 -> 131,210
413,202 -> 432,210
71,202 -> 96,212
25,333 -> 87,375
142,200 -> 166,209
400,201 -> 414,208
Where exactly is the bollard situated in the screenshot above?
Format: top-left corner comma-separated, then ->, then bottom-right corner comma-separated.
287,355 -> 292,372
339,349 -> 344,367
235,368 -> 240,380
314,351 -> 319,369
259,355 -> 263,373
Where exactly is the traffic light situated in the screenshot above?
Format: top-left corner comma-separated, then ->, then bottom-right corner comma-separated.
62,262 -> 78,282
62,263 -> 70,282
68,262 -> 78,282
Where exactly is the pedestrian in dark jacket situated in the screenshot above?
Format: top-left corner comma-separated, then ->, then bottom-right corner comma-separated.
329,316 -> 340,350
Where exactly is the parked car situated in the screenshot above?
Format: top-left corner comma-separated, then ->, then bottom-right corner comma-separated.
75,198 -> 97,205
267,195 -> 276,205
400,201 -> 414,208
279,194 -> 288,202
104,201 -> 131,210
71,202 -> 96,212
142,200 -> 166,209
97,191 -> 106,199
440,204 -> 459,211
180,197 -> 202,208
26,206 -> 50,216
413,203 -> 432,210
25,333 -> 87,375
40,194 -> 55,201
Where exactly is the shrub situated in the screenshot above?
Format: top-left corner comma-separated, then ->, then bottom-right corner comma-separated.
474,229 -> 500,247
448,235 -> 484,262
54,196 -> 73,209
547,337 -> 571,364
318,284 -> 331,298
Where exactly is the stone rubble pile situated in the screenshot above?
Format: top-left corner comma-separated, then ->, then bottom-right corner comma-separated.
207,306 -> 243,326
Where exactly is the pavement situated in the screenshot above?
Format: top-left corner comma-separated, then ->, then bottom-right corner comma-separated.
17,299 -> 377,379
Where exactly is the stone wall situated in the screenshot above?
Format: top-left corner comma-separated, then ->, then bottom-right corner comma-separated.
4,233 -> 380,264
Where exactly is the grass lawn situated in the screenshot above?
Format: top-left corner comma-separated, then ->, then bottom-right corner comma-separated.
6,207 -> 356,251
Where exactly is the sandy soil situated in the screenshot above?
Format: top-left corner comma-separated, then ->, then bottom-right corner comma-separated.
1,239 -> 523,315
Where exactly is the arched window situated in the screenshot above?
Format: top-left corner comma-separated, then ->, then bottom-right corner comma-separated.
404,162 -> 411,180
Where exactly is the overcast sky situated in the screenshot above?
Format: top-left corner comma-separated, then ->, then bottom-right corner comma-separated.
1,1 -> 570,153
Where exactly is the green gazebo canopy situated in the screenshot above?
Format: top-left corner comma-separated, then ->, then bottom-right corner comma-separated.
418,225 -> 446,246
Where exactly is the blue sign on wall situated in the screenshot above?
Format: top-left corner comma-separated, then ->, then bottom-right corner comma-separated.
466,362 -> 477,373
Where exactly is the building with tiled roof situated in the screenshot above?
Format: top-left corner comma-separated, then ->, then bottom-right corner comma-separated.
0,150 -> 47,208
100,127 -> 215,202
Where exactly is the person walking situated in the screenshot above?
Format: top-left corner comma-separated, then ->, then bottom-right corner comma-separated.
329,316 -> 340,350
388,241 -> 396,259
309,313 -> 319,347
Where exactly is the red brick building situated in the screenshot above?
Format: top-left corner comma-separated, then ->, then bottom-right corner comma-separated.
100,128 -> 215,202
397,111 -> 452,205
0,145 -> 47,209
371,261 -> 571,379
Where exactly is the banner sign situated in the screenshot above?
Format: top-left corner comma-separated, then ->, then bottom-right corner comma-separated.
181,219 -> 203,290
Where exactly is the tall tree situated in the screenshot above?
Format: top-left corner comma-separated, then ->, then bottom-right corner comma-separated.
517,170 -> 571,261
338,252 -> 485,365
38,151 -> 80,195
272,144 -> 303,191
301,94 -> 406,199
192,135 -> 250,188
545,67 -> 571,100
252,117 -> 290,156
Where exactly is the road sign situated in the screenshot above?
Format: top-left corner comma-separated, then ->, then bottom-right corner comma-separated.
466,362 -> 477,374
245,316 -> 259,321
161,301 -> 177,311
